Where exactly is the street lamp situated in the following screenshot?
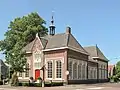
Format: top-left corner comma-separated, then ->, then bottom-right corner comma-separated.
40,64 -> 47,87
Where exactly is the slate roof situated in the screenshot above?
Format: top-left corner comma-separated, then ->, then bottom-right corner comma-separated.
84,46 -> 108,61
23,39 -> 36,52
23,33 -> 88,55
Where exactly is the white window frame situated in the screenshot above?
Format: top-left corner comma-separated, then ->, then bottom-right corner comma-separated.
33,51 -> 41,62
68,61 -> 73,80
46,60 -> 53,80
55,59 -> 63,80
33,51 -> 41,70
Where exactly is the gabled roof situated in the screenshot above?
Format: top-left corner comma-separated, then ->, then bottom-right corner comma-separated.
0,59 -> 8,67
23,39 -> 36,52
43,33 -> 68,49
23,33 -> 88,55
42,33 -> 88,55
84,46 -> 108,61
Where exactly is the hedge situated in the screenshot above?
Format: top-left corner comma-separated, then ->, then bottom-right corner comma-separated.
0,81 -> 3,85
18,82 -> 64,87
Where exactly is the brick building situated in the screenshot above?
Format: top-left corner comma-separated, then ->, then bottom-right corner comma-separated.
18,17 -> 108,84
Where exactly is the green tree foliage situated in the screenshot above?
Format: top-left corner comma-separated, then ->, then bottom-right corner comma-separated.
115,61 -> 120,78
0,12 -> 48,73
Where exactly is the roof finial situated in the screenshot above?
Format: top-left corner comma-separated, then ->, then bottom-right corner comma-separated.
49,11 -> 55,36
51,11 -> 54,25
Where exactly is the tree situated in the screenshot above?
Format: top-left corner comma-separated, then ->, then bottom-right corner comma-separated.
0,12 -> 48,85
115,61 -> 120,77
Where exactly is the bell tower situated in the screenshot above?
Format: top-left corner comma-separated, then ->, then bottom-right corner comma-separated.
49,11 -> 55,36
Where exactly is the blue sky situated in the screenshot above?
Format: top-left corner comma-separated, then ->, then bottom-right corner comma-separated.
0,0 -> 120,64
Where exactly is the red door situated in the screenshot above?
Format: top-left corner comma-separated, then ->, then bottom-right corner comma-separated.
35,69 -> 40,80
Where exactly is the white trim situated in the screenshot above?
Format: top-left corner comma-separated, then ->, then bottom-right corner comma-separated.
54,78 -> 63,80
92,57 -> 99,58
36,34 -> 44,49
45,60 -> 53,80
45,57 -> 64,63
42,46 -> 88,55
24,77 -> 29,79
26,51 -> 31,53
42,47 -> 68,51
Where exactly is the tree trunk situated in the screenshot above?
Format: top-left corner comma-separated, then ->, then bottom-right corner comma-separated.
11,71 -> 19,86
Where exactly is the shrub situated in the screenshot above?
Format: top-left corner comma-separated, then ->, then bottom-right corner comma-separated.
0,81 -> 3,85
34,83 -> 42,87
18,82 -> 22,86
51,82 -> 63,86
22,82 -> 29,86
109,75 -> 119,83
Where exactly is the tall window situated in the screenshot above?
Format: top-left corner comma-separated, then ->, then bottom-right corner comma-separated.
101,65 -> 103,79
34,62 -> 41,68
82,64 -> 85,79
47,61 -> 52,78
56,60 -> 62,78
88,66 -> 91,79
19,72 -> 22,77
25,63 -> 29,77
34,53 -> 41,62
34,52 -> 41,69
78,64 -> 81,79
93,68 -> 96,79
68,62 -> 72,79
73,63 -> 77,79
104,65 -> 106,79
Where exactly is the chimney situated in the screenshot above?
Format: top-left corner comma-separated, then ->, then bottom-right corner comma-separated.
66,26 -> 71,34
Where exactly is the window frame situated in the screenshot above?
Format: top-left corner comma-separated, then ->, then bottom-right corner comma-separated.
25,63 -> 29,77
68,61 -> 73,80
55,60 -> 62,79
47,60 -> 53,79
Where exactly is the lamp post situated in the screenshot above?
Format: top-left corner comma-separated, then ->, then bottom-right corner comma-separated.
40,65 -> 46,87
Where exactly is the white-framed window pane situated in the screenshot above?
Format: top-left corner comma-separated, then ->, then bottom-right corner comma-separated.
56,60 -> 62,78
35,53 -> 41,62
25,63 -> 29,77
82,64 -> 85,79
19,72 -> 22,77
34,62 -> 40,68
78,64 -> 81,79
47,61 -> 52,78
73,63 -> 77,79
68,62 -> 72,79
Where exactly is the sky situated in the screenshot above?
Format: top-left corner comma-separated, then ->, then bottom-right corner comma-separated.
0,0 -> 120,64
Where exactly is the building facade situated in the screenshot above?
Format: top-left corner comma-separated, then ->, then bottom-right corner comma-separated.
17,25 -> 108,84
0,60 -> 8,80
108,65 -> 115,77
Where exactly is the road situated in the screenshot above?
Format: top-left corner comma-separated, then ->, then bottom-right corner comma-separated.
0,83 -> 120,90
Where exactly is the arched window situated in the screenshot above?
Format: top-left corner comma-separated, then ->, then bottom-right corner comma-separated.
68,62 -> 72,79
25,63 -> 29,77
47,61 -> 52,78
34,52 -> 41,68
56,60 -> 62,78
